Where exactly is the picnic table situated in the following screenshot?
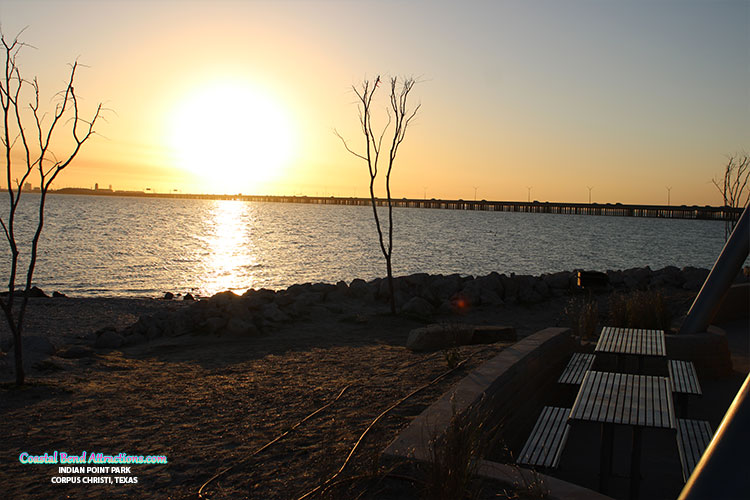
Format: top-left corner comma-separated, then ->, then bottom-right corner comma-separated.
569,370 -> 676,499
595,327 -> 667,374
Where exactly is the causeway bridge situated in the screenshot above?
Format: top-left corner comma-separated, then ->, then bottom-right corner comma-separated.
52,189 -> 741,221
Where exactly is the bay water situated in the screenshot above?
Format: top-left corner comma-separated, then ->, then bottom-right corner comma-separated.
0,194 -> 728,298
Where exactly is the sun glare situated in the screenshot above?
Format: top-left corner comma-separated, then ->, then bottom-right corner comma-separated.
169,82 -> 294,193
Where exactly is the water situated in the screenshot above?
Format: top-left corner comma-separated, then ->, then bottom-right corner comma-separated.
0,194 -> 729,298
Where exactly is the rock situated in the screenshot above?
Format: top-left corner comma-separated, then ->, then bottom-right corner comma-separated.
543,271 -> 573,290
22,335 -> 56,356
226,317 -> 259,337
348,278 -> 370,298
211,290 -> 241,309
517,276 -> 543,304
652,266 -> 685,288
260,303 -> 290,323
121,333 -> 147,346
623,266 -> 652,290
400,296 -> 434,318
459,280 -> 483,307
471,325 -> 517,344
406,323 -> 474,352
183,293 -> 195,301
57,345 -> 94,359
682,267 -> 709,291
433,274 -> 464,300
476,272 -> 503,294
479,288 -> 503,306
606,270 -> 625,287
500,274 -> 519,302
163,292 -> 175,300
52,291 -> 67,298
95,330 -> 123,349
27,286 -> 49,298
202,317 -> 226,335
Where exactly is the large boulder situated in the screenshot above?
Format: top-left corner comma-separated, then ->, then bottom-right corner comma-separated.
623,266 -> 652,290
225,317 -> 259,337
95,329 -> 123,349
682,267 -> 709,291
500,274 -> 520,302
400,296 -> 434,318
517,276 -> 544,304
23,335 -> 56,356
543,271 -> 573,290
406,323 -> 474,352
432,274 -> 464,301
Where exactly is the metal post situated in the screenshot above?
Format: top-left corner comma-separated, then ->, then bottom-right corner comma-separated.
679,204 -> 749,335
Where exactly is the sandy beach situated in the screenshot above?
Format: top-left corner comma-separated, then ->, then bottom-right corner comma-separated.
0,268 -> 742,499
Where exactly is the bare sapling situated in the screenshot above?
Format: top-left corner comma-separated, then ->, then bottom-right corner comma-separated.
0,31 -> 102,385
336,76 -> 420,314
712,153 -> 749,240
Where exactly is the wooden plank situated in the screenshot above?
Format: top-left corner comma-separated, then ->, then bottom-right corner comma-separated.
669,360 -> 702,396
517,406 -> 572,469
570,371 -> 595,421
558,353 -> 594,385
518,407 -> 550,464
676,418 -> 712,481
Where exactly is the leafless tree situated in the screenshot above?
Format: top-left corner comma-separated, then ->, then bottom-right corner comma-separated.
336,76 -> 420,314
712,153 -> 749,240
0,31 -> 102,385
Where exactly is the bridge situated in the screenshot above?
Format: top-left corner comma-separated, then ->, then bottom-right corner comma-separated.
51,188 -> 741,221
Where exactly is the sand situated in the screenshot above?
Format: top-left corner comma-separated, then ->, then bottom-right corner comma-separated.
0,287 -> 704,499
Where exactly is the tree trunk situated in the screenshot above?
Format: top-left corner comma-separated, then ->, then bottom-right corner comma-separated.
386,256 -> 396,314
12,326 -> 23,385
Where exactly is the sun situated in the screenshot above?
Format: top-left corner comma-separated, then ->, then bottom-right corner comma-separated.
169,81 -> 295,193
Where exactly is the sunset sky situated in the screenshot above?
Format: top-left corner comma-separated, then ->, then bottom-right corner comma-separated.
0,0 -> 747,205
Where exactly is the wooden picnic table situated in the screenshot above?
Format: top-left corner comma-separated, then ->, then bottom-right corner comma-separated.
595,327 -> 666,357
595,327 -> 667,374
569,370 -> 676,499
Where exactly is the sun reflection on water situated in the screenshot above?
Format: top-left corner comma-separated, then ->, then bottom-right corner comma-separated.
200,199 -> 257,296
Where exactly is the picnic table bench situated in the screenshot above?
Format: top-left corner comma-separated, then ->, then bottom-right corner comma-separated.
558,352 -> 595,385
669,359 -> 702,416
517,406 -> 571,469
676,418 -> 713,482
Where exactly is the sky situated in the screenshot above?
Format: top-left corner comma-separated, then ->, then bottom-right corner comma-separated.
0,0 -> 747,205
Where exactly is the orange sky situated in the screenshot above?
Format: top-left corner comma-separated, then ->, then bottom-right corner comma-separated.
1,0 -> 748,205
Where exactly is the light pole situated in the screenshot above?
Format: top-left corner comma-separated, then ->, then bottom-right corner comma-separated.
473,186 -> 478,201
527,186 -> 531,203
587,186 -> 593,204
666,186 -> 672,206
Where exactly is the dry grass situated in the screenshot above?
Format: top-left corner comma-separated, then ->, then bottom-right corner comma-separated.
607,289 -> 672,330
564,296 -> 599,340
421,400 -> 499,500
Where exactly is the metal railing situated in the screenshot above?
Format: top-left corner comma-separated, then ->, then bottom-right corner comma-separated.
678,372 -> 750,499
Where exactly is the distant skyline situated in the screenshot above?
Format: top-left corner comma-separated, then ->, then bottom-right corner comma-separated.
1,0 -> 748,205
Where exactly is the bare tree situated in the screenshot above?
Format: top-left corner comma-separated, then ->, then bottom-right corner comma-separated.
712,153 -> 749,240
336,76 -> 420,314
0,32 -> 102,385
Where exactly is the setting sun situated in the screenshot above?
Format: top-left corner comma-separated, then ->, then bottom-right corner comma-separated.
168,81 -> 295,193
